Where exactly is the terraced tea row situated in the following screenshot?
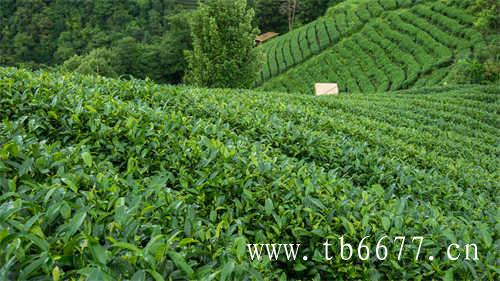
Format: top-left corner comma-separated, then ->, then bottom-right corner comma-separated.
258,2 -> 483,94
256,0 -> 420,84
0,68 -> 498,280
175,0 -> 198,9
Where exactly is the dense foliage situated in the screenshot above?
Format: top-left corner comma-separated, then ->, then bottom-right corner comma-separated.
1,0 -> 498,280
0,0 -> 335,85
456,0 -> 500,84
0,0 -> 193,84
184,0 -> 261,88
1,67 -> 498,280
63,13 -> 192,85
252,0 -> 336,34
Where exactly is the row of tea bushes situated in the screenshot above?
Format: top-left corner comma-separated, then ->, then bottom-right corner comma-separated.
258,2 -> 482,94
256,0 -> 421,84
0,68 -> 498,280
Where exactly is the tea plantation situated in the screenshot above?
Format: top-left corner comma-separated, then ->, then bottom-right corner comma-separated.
0,67 -> 498,280
257,1 -> 484,93
256,0 -> 418,83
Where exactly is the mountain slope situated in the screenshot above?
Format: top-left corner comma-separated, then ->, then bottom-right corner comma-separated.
256,0 -> 420,84
257,1 -> 485,94
1,67 -> 498,280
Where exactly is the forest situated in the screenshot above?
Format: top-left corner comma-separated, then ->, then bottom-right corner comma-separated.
0,0 -> 336,84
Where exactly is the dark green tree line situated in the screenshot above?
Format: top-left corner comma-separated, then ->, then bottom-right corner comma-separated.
0,0 -> 191,84
0,0 -> 345,84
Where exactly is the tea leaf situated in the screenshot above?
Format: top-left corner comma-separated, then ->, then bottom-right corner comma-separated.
81,152 -> 93,167
168,251 -> 194,277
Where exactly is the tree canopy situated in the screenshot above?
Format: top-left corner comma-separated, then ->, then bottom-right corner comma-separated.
184,0 -> 261,88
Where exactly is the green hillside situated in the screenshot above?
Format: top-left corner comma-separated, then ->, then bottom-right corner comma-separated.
1,67 -> 498,280
1,0 -> 499,280
256,0 -> 417,83
257,1 -> 486,93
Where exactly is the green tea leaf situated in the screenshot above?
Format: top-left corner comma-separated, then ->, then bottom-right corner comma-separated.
81,152 -> 93,167
131,270 -> 146,281
444,269 -> 454,281
112,241 -> 141,253
147,270 -> 165,281
64,210 -> 87,240
19,254 -> 48,280
234,236 -> 246,261
178,238 -> 199,248
52,266 -> 61,281
90,241 -> 108,265
168,251 -> 194,277
221,260 -> 235,281
265,198 -> 274,215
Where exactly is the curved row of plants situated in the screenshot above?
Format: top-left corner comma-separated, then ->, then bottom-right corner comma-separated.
0,68 -> 498,280
256,0 -> 423,84
258,2 -> 482,94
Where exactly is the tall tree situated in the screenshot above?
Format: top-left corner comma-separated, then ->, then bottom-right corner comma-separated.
280,0 -> 299,31
184,0 -> 261,88
252,0 -> 332,33
254,0 -> 288,33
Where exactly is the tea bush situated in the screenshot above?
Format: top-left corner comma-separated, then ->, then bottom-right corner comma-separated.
0,68 -> 498,280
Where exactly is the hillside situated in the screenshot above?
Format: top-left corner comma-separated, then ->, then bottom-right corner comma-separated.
1,67 -> 498,280
256,0 -> 486,94
256,0 -> 416,83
